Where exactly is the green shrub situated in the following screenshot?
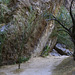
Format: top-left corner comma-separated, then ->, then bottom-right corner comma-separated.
0,30 -> 7,66
56,6 -> 74,49
44,6 -> 74,49
0,0 -> 10,4
0,1 -> 11,24
18,56 -> 30,63
41,45 -> 50,57
13,7 -> 37,69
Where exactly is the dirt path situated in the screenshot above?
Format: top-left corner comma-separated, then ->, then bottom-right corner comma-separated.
0,56 -> 68,75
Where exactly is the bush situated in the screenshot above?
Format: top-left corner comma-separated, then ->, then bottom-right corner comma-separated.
41,45 -> 50,57
17,56 -> 30,63
56,6 -> 74,49
0,30 -> 6,66
0,0 -> 11,24
0,0 -> 10,4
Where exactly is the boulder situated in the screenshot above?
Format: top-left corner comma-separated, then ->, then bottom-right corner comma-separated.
54,43 -> 73,56
50,49 -> 61,56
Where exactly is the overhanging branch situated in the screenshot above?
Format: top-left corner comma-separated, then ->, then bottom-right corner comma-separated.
46,18 -> 70,33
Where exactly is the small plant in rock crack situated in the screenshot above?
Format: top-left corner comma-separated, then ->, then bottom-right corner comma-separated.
41,45 -> 50,57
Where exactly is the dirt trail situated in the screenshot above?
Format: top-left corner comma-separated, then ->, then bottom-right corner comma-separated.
0,56 -> 68,75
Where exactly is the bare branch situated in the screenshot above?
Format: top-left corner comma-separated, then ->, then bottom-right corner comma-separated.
46,18 -> 70,33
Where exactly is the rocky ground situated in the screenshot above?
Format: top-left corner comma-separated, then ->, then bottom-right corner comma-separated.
0,55 -> 69,75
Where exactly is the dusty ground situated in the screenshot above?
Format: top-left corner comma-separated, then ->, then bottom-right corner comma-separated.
53,57 -> 75,75
0,56 -> 69,75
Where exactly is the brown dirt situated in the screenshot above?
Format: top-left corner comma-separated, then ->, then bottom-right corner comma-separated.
53,56 -> 75,75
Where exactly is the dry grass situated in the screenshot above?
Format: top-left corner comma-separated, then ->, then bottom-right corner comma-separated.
53,56 -> 75,75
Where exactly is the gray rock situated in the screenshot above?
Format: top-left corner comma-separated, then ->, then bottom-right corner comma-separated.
54,43 -> 73,56
50,49 -> 61,56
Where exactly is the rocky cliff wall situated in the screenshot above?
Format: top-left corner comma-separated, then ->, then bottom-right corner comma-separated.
0,0 -> 63,65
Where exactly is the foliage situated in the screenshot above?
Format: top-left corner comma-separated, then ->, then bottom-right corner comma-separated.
41,45 -> 50,57
0,0 -> 10,4
0,30 -> 7,66
0,1 -> 11,24
0,0 -> 10,66
56,6 -> 72,28
56,6 -> 73,49
44,6 -> 74,49
13,7 -> 37,69
18,56 -> 30,63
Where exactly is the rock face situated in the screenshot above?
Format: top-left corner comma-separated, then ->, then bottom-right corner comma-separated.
0,0 -> 63,65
